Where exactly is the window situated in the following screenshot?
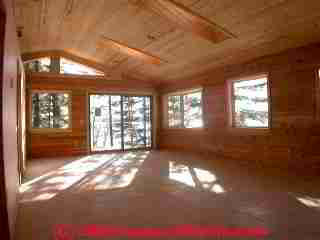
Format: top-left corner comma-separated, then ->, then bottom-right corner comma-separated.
23,56 -> 105,76
60,58 -> 104,76
168,90 -> 203,128
316,69 -> 320,119
90,95 -> 152,151
168,95 -> 182,128
230,74 -> 269,128
31,92 -> 70,130
24,57 -> 51,73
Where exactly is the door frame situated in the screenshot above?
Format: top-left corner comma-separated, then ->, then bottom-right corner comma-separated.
88,93 -> 153,154
16,59 -> 26,184
0,2 -> 11,239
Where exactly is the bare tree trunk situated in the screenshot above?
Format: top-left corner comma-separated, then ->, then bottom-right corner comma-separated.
48,94 -> 52,128
143,97 -> 147,147
52,94 -> 60,128
128,98 -> 133,146
109,96 -> 113,147
33,94 -> 40,128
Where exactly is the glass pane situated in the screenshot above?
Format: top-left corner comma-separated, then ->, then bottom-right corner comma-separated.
168,95 -> 182,128
184,92 -> 203,128
145,97 -> 152,148
25,57 -> 51,73
123,96 -> 151,150
60,58 -> 104,76
90,95 -> 151,151
110,96 -> 122,150
51,93 -> 69,128
32,93 -> 50,128
233,77 -> 269,127
90,95 -> 122,151
32,93 -> 69,129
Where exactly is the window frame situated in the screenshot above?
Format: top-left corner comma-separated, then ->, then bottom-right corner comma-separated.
60,57 -> 105,76
24,56 -> 105,77
166,88 -> 204,129
24,57 -> 51,73
315,69 -> 320,120
29,90 -> 72,133
88,93 -> 153,152
228,73 -> 271,129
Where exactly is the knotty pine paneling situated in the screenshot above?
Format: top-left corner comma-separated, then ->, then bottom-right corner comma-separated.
27,74 -> 156,159
159,43 -> 320,173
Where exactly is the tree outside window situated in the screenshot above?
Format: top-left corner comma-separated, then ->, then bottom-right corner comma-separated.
231,75 -> 269,128
168,90 -> 203,128
32,92 -> 70,130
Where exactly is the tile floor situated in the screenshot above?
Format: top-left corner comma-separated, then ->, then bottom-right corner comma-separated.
15,150 -> 320,240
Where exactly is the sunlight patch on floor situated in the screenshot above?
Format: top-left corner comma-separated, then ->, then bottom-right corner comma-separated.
169,162 -> 195,187
297,196 -> 320,209
169,162 -> 225,193
19,151 -> 151,202
79,151 -> 150,191
20,154 -> 117,202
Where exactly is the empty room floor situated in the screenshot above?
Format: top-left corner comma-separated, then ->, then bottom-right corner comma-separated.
15,151 -> 320,240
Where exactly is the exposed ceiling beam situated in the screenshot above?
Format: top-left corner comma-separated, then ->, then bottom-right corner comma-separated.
99,36 -> 167,65
131,0 -> 234,44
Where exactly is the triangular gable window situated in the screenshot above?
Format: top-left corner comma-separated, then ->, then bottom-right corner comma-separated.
24,57 -> 51,73
60,58 -> 104,76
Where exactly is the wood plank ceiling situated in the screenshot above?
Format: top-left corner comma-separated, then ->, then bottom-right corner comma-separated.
15,0 -> 320,84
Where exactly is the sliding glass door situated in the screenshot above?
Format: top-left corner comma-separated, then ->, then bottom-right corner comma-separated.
123,96 -> 152,150
90,94 -> 152,152
89,95 -> 122,151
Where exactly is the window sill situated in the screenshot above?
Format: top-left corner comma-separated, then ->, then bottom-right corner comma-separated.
30,128 -> 72,134
162,127 -> 206,132
27,71 -> 106,80
227,126 -> 271,135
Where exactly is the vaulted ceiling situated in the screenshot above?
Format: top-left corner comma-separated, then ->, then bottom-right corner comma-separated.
15,0 -> 320,84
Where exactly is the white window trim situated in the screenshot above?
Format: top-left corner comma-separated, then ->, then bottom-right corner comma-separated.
228,73 -> 271,129
165,87 -> 204,129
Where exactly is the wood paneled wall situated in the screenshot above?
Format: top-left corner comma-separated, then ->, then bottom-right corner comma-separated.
27,73 -> 157,159
158,43 -> 320,172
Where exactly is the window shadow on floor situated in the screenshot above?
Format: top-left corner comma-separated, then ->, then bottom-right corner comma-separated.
16,150 -> 320,240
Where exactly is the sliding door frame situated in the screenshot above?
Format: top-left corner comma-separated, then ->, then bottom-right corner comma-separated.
88,92 -> 153,154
